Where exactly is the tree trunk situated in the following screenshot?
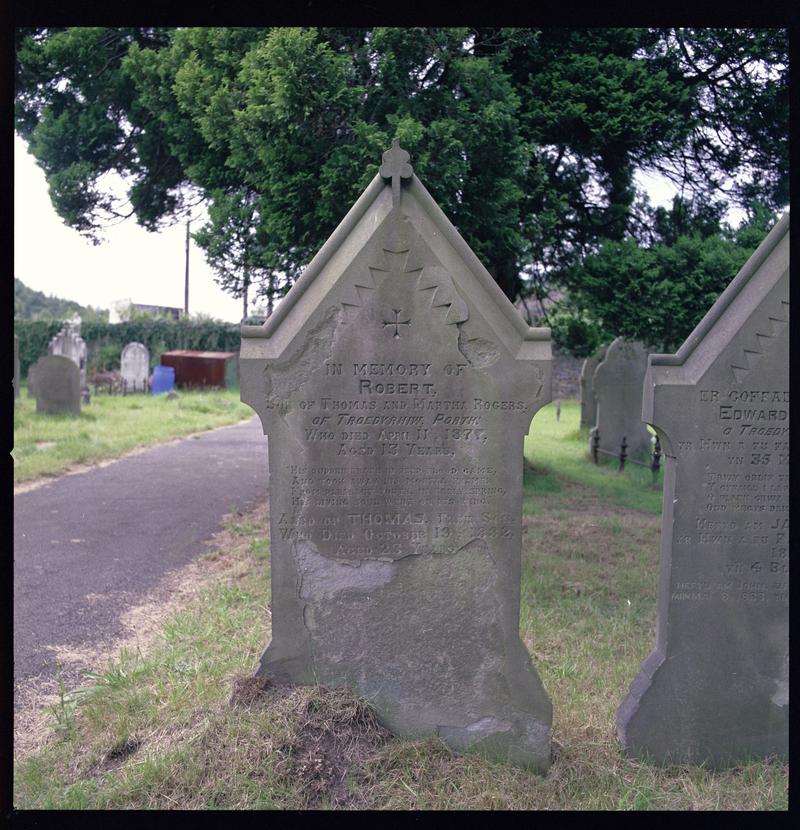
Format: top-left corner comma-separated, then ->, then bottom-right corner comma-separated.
490,258 -> 522,304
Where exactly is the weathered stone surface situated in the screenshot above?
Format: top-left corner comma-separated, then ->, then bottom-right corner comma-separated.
120,342 -> 150,392
240,143 -> 553,771
617,214 -> 789,767
579,345 -> 607,428
14,334 -> 20,400
32,354 -> 81,415
590,338 -> 652,459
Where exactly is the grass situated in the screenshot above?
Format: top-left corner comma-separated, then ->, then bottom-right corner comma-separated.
12,398 -> 788,810
525,399 -> 663,514
13,384 -> 254,484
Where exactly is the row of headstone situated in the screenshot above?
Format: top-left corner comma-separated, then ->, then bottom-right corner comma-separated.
239,144 -> 788,773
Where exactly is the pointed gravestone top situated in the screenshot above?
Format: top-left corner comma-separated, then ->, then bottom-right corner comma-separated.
617,213 -> 789,767
590,338 -> 652,459
240,144 -> 553,770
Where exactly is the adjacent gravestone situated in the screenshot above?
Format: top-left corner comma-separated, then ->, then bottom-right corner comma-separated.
32,354 -> 81,415
14,334 -> 20,399
240,142 -> 554,771
617,213 -> 789,767
590,338 -> 652,459
120,342 -> 150,392
27,363 -> 38,399
579,345 -> 606,428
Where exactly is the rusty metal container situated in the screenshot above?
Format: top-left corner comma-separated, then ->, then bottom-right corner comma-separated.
159,350 -> 239,389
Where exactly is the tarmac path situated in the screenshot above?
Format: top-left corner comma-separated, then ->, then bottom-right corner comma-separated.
13,415 -> 268,709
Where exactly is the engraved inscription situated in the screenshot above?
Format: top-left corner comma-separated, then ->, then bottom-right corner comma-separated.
672,388 -> 789,605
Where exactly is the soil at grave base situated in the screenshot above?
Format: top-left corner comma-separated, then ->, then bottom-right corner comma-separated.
13,499 -> 271,763
229,677 -> 392,809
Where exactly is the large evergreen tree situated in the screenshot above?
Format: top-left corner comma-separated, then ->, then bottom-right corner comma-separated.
15,27 -> 788,340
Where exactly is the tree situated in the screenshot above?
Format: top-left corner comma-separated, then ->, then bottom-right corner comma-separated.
15,27 -> 788,314
191,187 -> 289,319
558,198 -> 778,353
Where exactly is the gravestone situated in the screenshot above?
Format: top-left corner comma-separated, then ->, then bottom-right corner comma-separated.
14,334 -> 20,399
120,342 -> 150,392
579,345 -> 606,428
590,338 -> 652,459
240,142 -> 554,771
27,363 -> 38,399
32,354 -> 81,415
617,213 -> 789,767
49,317 -> 88,391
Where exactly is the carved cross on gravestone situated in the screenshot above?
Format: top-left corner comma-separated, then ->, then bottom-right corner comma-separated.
383,308 -> 411,339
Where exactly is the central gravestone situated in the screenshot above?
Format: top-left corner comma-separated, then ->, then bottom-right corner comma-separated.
240,143 -> 553,770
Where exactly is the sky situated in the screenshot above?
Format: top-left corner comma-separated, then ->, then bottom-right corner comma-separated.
14,134 -> 245,322
14,133 -> 745,323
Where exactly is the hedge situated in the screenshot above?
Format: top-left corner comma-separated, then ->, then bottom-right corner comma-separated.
14,318 -> 242,379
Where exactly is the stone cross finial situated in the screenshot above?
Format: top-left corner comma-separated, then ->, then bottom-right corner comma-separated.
380,139 -> 413,210
379,141 -> 414,254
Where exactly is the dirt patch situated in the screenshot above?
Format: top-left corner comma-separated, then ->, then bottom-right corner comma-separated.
13,498 -> 271,762
230,674 -> 274,709
269,685 -> 392,809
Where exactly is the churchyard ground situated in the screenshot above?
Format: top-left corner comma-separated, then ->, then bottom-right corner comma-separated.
13,400 -> 788,810
13,385 -> 254,485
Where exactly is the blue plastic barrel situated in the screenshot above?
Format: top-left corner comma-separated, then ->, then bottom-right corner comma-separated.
151,365 -> 175,395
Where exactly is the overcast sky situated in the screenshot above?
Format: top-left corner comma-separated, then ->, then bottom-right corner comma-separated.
14,134 -> 244,322
14,133 -> 745,323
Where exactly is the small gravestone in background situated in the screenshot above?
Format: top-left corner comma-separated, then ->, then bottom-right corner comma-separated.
14,334 -> 20,399
32,354 -> 81,415
120,342 -> 150,392
579,345 -> 606,428
240,142 -> 554,771
590,338 -> 651,459
49,316 -> 88,393
617,214 -> 789,767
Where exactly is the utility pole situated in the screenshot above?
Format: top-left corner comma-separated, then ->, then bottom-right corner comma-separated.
184,219 -> 190,317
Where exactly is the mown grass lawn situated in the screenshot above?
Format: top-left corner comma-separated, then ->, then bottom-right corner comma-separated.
13,384 -> 255,484
13,399 -> 788,810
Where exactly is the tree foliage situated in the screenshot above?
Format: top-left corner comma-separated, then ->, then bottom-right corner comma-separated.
15,27 -> 788,324
557,199 -> 778,354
